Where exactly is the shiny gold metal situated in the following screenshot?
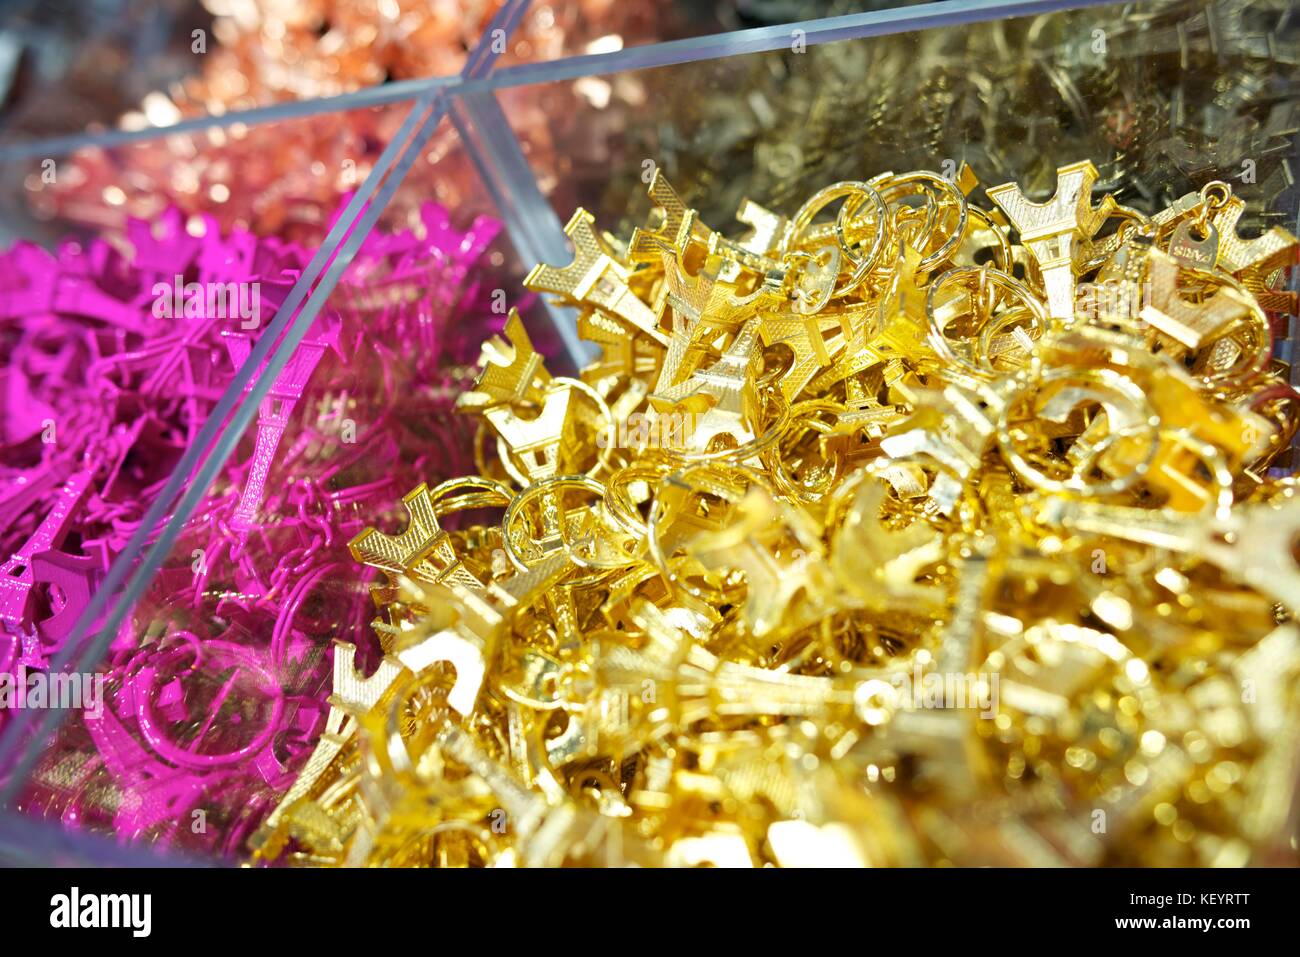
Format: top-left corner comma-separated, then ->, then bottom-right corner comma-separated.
258,166 -> 1300,868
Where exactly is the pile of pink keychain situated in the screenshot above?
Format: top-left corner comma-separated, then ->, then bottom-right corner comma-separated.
0,203 -> 512,854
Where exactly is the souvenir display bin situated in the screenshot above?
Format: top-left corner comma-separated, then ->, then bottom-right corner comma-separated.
1,0 -> 1298,868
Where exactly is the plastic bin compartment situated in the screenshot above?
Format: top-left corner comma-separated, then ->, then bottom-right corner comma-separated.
495,0 -> 1300,419
0,99 -> 551,859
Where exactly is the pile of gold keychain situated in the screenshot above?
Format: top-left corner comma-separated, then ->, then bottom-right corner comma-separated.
252,160 -> 1300,866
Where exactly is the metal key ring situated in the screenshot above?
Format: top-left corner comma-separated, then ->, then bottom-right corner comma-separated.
925,265 -> 1049,379
996,366 -> 1160,497
877,171 -> 970,272
135,640 -> 283,769
781,181 -> 888,296
502,474 -> 635,581
427,475 -> 515,517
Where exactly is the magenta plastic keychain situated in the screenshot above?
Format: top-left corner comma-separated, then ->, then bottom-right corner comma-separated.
2,204 -> 510,855
0,470 -> 93,654
220,282 -> 341,536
